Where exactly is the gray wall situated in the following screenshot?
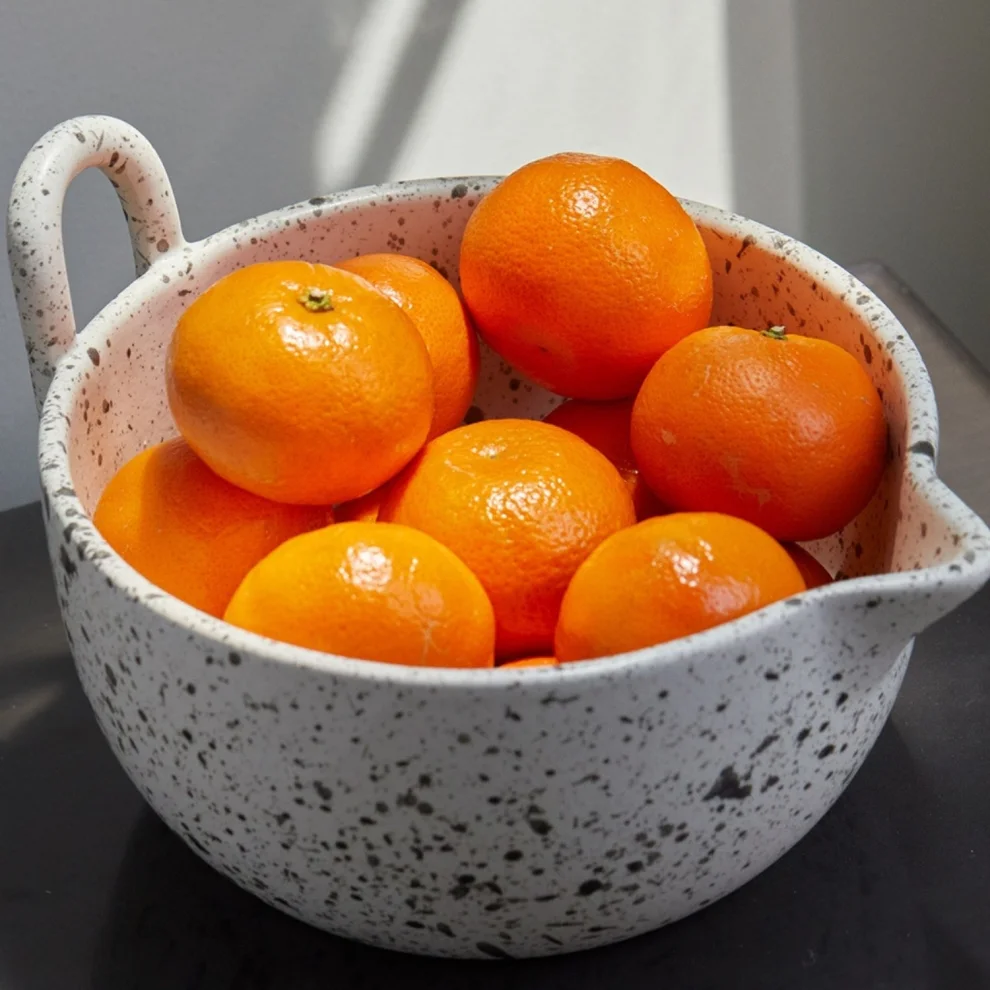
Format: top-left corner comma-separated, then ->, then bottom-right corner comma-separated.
0,0 -> 366,509
729,0 -> 990,377
726,0 -> 804,239
2,0 -> 989,511
792,0 -> 990,364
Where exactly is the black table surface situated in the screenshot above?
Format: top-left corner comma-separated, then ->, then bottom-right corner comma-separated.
2,265 -> 989,989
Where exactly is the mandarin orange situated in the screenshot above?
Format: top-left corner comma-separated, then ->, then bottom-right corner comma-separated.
545,398 -> 664,520
783,543 -> 833,589
335,253 -> 479,438
459,153 -> 712,399
93,438 -> 330,617
631,326 -> 887,541
555,512 -> 806,662
379,418 -> 635,657
224,522 -> 495,668
499,656 -> 557,668
167,260 -> 434,505
335,485 -> 389,523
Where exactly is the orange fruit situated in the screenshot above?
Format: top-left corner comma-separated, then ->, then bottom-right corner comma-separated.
335,253 -> 479,438
631,326 -> 887,541
93,438 -> 330,617
783,543 -> 832,589
379,419 -> 636,657
459,152 -> 712,400
167,260 -> 434,505
224,522 -> 495,668
555,512 -> 806,662
499,656 -> 557,668
544,398 -> 664,520
335,485 -> 389,523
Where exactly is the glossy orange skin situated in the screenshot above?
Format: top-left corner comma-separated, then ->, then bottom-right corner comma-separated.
783,543 -> 833,589
379,419 -> 636,658
555,512 -> 806,662
499,656 -> 557,668
167,261 -> 434,505
631,326 -> 888,541
335,253 -> 480,438
544,398 -> 665,520
93,438 -> 330,617
459,153 -> 713,400
335,485 -> 389,523
224,522 -> 495,669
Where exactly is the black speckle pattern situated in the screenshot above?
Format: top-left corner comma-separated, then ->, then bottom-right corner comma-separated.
13,127 -> 990,958
703,766 -> 752,800
9,116 -> 183,409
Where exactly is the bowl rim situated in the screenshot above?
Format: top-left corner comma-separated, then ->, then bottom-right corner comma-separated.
38,176 -> 990,688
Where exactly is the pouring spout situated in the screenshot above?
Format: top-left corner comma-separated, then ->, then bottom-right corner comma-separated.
825,467 -> 990,667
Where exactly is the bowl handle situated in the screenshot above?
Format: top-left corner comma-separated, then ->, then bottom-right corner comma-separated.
7,115 -> 184,411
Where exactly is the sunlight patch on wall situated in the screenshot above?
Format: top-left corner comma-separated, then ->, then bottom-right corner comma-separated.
313,0 -> 734,209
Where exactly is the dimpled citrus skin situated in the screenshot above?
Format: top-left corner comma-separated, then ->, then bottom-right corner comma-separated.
544,398 -> 665,520
783,543 -> 833,589
555,512 -> 807,663
335,253 -> 480,438
459,152 -> 713,400
167,260 -> 434,505
631,326 -> 888,541
224,522 -> 495,669
379,419 -> 636,658
93,438 -> 330,617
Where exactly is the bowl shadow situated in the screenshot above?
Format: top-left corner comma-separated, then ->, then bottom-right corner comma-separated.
90,725 -> 929,989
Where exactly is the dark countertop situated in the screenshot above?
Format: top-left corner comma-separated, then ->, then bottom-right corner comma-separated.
2,264 -> 989,990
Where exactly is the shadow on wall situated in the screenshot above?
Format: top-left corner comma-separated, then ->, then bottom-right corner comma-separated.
0,0 -> 467,512
0,0 -> 364,509
1,0 -> 368,318
313,0 -> 469,190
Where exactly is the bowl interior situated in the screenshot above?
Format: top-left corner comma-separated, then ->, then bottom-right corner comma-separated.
57,181 -> 944,587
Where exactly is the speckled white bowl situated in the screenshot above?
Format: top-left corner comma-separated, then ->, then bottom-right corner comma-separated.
9,116 -> 990,959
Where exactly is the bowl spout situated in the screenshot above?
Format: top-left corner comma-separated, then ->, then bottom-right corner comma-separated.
827,468 -> 990,671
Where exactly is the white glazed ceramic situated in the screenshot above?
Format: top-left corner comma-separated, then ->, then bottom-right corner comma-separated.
9,116 -> 990,959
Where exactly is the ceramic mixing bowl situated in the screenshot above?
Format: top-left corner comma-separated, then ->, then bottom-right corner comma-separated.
8,116 -> 990,958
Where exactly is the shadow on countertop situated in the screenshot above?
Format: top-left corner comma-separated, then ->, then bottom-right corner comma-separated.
87,725 -> 927,990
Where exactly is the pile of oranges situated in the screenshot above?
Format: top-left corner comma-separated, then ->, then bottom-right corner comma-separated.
94,153 -> 886,670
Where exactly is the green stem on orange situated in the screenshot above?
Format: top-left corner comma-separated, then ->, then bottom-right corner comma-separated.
298,288 -> 334,312
762,325 -> 787,340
